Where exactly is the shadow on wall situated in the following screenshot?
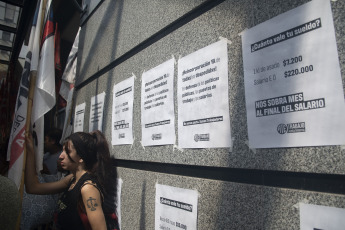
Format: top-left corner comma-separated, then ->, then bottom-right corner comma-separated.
76,0 -> 124,133
139,180 -> 147,230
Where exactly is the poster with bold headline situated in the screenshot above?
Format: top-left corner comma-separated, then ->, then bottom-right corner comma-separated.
112,76 -> 134,145
155,184 -> 198,230
300,203 -> 345,230
74,102 -> 85,132
177,40 -> 232,148
242,0 -> 345,148
89,92 -> 105,132
141,58 -> 175,146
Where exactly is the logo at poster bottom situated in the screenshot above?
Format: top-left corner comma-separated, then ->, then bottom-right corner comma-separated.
194,133 -> 210,142
152,133 -> 162,140
277,122 -> 305,134
119,133 -> 125,139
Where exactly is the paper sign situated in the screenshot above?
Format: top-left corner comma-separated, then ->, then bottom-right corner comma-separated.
155,184 -> 198,230
300,203 -> 345,230
242,0 -> 345,148
177,40 -> 232,148
141,59 -> 176,146
89,92 -> 105,132
116,178 -> 123,229
112,76 -> 135,145
74,102 -> 85,132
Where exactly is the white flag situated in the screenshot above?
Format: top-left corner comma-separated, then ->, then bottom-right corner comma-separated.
7,0 -> 43,188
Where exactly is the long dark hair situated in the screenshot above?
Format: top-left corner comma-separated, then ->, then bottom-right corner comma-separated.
65,130 -> 118,213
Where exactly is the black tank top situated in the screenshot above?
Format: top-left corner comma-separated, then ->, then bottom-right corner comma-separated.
55,173 -> 120,230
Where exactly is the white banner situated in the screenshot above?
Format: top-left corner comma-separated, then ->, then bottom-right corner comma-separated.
300,203 -> 345,230
242,0 -> 345,148
177,40 -> 232,148
89,92 -> 105,132
155,184 -> 198,230
112,76 -> 134,145
141,58 -> 175,146
74,102 -> 85,133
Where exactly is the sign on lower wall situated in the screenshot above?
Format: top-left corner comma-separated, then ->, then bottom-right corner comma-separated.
242,0 -> 345,148
112,76 -> 135,145
177,40 -> 232,148
300,203 -> 345,230
141,58 -> 176,146
155,184 -> 198,230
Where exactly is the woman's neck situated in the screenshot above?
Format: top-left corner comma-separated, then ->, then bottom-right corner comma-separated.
74,169 -> 87,181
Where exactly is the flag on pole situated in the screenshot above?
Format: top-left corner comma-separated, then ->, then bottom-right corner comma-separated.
59,27 -> 79,101
31,0 -> 56,173
7,0 -> 43,188
59,28 -> 80,142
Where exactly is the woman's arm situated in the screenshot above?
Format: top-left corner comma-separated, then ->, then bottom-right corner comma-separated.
24,132 -> 72,195
81,184 -> 107,230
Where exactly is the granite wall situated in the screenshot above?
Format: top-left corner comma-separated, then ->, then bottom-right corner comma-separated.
75,0 -> 345,229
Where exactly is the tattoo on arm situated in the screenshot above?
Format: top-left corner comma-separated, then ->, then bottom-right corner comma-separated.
87,197 -> 99,211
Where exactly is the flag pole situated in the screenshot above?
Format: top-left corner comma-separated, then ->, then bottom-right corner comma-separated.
15,70 -> 37,230
15,0 -> 46,228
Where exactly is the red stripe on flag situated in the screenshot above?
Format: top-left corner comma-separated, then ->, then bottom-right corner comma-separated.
41,20 -> 54,48
8,127 -> 25,169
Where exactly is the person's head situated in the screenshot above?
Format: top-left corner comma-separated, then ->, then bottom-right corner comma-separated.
44,128 -> 62,153
60,130 -> 112,181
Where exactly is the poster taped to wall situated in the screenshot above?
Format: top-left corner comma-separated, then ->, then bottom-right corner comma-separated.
242,0 -> 345,148
141,58 -> 176,146
89,92 -> 105,132
112,76 -> 134,145
177,40 -> 232,148
300,203 -> 345,230
116,178 -> 123,229
155,184 -> 198,230
74,102 -> 85,132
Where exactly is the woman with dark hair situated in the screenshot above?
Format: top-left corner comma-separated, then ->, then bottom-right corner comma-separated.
25,130 -> 120,230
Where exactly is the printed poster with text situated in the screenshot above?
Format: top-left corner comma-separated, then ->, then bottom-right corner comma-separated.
141,59 -> 175,146
74,102 -> 85,132
300,203 -> 345,230
112,76 -> 134,145
155,184 -> 198,230
89,92 -> 105,132
178,40 -> 231,148
242,0 -> 345,148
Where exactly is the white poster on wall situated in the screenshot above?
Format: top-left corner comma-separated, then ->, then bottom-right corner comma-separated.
300,203 -> 345,230
74,102 -> 85,132
116,178 -> 123,229
155,184 -> 198,230
177,40 -> 231,148
141,58 -> 175,146
242,0 -> 345,148
112,76 -> 135,145
89,92 -> 106,132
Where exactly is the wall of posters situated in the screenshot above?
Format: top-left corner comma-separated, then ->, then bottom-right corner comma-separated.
155,184 -> 198,230
242,0 -> 345,148
89,92 -> 105,132
112,76 -> 135,145
74,102 -> 85,132
141,58 -> 176,146
177,40 -> 232,148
